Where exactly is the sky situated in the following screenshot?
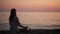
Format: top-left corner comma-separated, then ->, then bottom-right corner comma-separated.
0,0 -> 60,11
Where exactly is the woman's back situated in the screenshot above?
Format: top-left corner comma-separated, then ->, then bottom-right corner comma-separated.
9,16 -> 18,27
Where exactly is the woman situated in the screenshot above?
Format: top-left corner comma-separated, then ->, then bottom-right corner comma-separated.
9,8 -> 24,33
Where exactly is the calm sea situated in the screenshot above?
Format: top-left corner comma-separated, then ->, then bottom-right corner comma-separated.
0,11 -> 60,30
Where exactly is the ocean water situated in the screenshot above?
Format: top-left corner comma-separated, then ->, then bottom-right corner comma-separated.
0,11 -> 60,30
0,23 -> 60,30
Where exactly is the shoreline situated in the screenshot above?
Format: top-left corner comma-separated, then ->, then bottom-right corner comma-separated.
0,23 -> 60,30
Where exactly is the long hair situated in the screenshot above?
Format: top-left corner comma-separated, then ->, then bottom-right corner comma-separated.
9,8 -> 16,21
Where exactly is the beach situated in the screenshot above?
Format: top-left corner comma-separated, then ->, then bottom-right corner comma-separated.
0,29 -> 60,34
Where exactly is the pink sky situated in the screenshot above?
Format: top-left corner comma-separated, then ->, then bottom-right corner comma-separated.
0,0 -> 60,10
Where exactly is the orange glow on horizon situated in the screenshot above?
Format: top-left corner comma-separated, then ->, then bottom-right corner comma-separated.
0,0 -> 60,10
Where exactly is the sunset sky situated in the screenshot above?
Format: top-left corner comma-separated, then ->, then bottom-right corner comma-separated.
0,0 -> 60,11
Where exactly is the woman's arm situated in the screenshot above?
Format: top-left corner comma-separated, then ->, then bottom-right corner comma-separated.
16,17 -> 24,27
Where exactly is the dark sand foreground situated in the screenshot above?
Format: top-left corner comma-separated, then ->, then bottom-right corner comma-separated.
0,29 -> 60,34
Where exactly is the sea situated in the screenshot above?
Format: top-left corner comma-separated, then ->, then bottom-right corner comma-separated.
0,11 -> 60,30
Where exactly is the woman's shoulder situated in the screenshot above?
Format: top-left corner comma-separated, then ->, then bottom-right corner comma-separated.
14,16 -> 18,19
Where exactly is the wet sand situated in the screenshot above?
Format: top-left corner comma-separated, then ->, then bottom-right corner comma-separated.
0,29 -> 60,34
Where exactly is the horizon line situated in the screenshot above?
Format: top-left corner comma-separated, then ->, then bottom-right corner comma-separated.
0,10 -> 60,12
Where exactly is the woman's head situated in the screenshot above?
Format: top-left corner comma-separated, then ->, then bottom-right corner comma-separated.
10,8 -> 16,16
9,8 -> 17,21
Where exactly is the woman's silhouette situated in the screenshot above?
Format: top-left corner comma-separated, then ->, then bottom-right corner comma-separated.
9,8 -> 24,33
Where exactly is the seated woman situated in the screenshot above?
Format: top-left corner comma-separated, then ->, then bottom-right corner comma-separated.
9,8 -> 28,33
